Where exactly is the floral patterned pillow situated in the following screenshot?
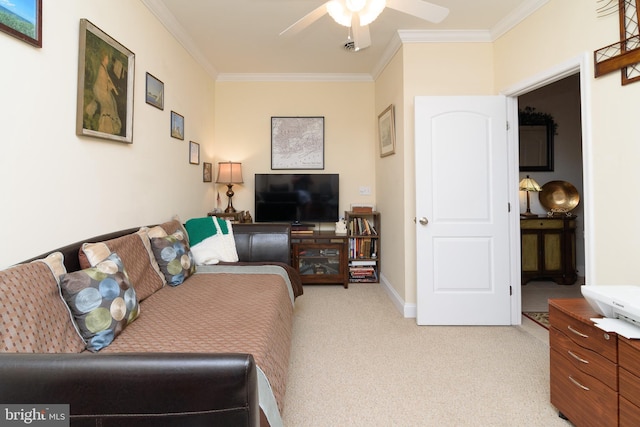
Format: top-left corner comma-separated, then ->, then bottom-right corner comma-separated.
59,252 -> 140,352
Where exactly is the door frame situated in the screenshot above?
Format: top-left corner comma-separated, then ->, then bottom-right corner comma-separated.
501,52 -> 594,323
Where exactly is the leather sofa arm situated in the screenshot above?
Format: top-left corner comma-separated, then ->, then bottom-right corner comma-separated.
0,352 -> 259,427
233,223 -> 291,265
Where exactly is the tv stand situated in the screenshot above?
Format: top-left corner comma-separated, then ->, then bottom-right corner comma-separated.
291,231 -> 348,288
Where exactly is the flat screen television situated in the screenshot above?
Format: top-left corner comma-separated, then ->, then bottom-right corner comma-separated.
254,173 -> 339,224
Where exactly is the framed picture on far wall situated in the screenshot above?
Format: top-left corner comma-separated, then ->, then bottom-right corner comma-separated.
0,0 -> 42,47
378,104 -> 396,157
145,72 -> 164,110
189,141 -> 200,165
76,19 -> 135,143
203,162 -> 212,182
171,111 -> 184,140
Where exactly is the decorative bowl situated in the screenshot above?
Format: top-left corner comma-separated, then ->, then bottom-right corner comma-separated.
538,180 -> 580,213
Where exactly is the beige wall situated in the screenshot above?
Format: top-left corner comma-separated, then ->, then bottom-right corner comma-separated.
374,49 -> 405,302
494,0 -> 640,284
213,81 -> 376,226
0,0 -> 215,267
376,42 -> 495,307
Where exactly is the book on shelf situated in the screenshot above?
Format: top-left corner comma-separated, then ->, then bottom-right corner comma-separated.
349,260 -> 377,266
292,229 -> 315,234
347,217 -> 377,236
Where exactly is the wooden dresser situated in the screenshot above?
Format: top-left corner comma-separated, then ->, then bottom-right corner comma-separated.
619,338 -> 640,426
549,298 -> 618,427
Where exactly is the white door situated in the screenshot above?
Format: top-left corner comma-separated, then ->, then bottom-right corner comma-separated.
415,96 -> 512,325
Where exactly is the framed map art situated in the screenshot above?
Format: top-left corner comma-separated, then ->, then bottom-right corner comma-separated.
271,116 -> 324,170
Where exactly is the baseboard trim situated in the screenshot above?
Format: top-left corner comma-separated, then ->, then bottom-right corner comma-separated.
380,274 -> 416,318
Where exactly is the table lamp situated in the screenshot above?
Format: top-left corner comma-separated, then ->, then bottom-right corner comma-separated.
216,161 -> 243,213
519,175 -> 542,217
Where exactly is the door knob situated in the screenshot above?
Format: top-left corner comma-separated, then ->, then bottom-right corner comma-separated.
419,217 -> 429,225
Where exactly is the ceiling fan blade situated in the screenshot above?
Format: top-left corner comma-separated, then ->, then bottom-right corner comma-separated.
279,2 -> 330,36
386,0 -> 449,24
351,15 -> 371,51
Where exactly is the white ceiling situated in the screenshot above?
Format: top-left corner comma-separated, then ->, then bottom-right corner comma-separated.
141,0 -> 549,79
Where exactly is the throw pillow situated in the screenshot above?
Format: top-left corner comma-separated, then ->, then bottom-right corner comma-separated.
59,253 -> 140,352
1,261 -> 85,353
150,232 -> 196,286
79,232 -> 166,301
158,215 -> 189,244
31,251 -> 66,283
185,216 -> 239,265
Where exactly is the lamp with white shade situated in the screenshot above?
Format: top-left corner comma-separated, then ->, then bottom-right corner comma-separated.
216,162 -> 243,213
519,175 -> 542,217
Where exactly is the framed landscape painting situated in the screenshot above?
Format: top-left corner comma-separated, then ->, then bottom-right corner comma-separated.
145,72 -> 164,110
76,19 -> 135,143
0,0 -> 42,47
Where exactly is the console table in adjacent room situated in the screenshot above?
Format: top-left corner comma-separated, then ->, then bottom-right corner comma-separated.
520,215 -> 577,285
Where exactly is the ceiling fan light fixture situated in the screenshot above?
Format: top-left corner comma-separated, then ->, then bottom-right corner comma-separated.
327,0 -> 386,27
358,0 -> 386,26
327,1 -> 352,27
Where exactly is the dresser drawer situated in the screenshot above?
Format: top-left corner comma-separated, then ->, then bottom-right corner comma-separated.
620,396 -> 640,427
550,348 -> 618,427
549,305 -> 617,362
620,367 -> 640,408
520,219 -> 565,229
619,338 -> 640,377
549,326 -> 617,389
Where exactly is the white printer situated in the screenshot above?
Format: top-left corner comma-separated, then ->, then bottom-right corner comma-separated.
581,285 -> 640,327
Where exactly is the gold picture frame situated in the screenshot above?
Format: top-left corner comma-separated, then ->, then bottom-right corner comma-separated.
378,104 -> 396,157
76,19 -> 135,143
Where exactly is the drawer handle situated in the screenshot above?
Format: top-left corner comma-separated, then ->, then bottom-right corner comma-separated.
567,350 -> 589,364
568,375 -> 590,391
567,325 -> 589,338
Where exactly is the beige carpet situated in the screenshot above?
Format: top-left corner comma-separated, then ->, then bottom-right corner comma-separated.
282,283 -> 572,426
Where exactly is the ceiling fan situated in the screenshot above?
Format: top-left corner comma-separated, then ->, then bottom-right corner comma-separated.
280,0 -> 449,51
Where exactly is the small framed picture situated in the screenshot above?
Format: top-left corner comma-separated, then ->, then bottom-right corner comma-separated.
189,141 -> 200,165
171,111 -> 184,140
145,72 -> 164,110
203,162 -> 212,182
378,104 -> 396,157
0,0 -> 42,47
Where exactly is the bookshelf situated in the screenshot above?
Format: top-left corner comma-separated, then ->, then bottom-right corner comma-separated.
345,211 -> 380,283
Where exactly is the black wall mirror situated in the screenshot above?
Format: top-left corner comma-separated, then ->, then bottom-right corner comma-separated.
518,107 -> 556,172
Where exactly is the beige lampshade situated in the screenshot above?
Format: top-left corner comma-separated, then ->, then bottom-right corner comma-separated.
519,175 -> 541,192
216,162 -> 243,184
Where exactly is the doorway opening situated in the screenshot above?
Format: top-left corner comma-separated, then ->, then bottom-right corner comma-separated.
503,53 -> 593,325
517,74 -> 585,321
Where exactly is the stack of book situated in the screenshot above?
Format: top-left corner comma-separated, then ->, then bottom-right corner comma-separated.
348,260 -> 378,282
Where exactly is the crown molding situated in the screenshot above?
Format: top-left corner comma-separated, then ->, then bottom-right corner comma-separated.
216,73 -> 373,82
141,0 -> 219,79
491,0 -> 550,40
142,0 -> 550,82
